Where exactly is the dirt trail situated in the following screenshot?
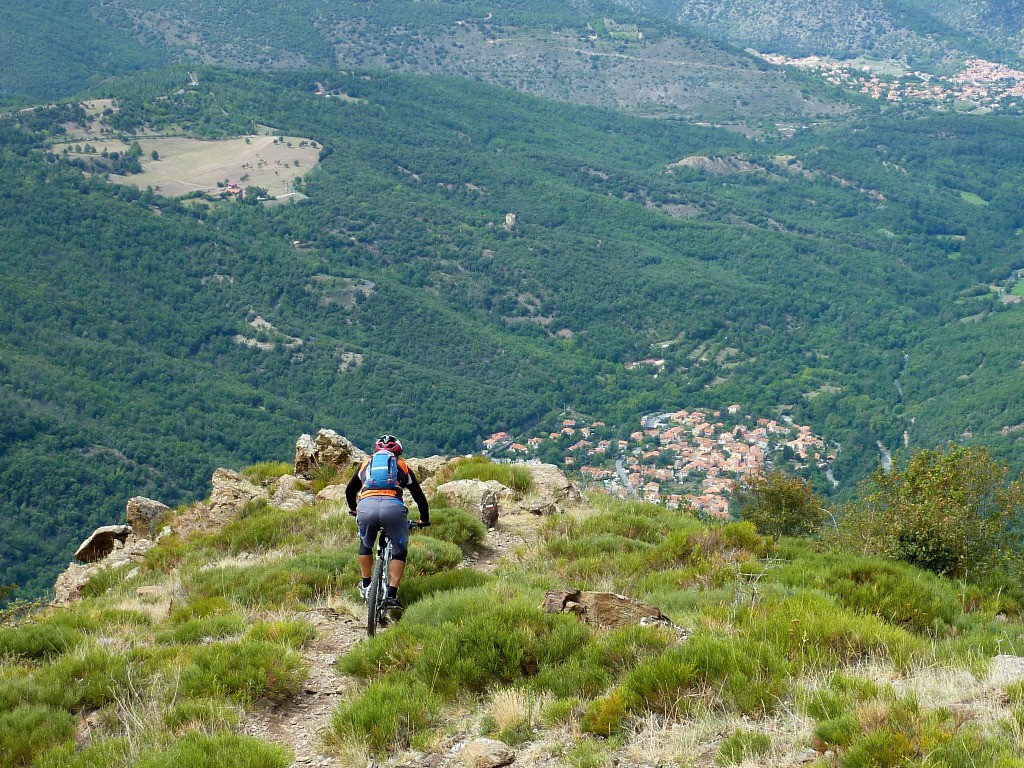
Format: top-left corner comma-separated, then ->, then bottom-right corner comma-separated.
241,513 -> 545,766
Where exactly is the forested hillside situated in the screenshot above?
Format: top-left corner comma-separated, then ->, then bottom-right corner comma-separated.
2,66 -> 1023,598
0,0 -> 167,106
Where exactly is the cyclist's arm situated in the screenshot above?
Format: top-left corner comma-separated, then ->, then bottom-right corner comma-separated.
345,472 -> 362,514
406,470 -> 430,525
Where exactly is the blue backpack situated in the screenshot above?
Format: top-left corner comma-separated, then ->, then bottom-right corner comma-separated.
363,450 -> 400,491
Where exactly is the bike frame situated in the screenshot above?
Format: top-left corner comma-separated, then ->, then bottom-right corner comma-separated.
366,520 -> 418,636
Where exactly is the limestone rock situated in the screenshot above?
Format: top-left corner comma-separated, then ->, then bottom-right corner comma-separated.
126,496 -> 170,539
74,525 -> 131,563
436,480 -> 515,527
525,463 -> 582,505
209,468 -> 268,517
457,738 -> 515,768
543,590 -> 671,630
526,501 -> 562,516
294,429 -> 367,477
53,563 -> 93,604
315,484 -> 350,504
271,474 -> 316,510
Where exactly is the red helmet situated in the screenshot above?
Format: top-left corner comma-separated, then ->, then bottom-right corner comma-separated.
375,434 -> 403,455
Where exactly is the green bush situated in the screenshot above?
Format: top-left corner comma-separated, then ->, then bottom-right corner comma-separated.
715,730 -> 772,765
133,732 -> 292,768
32,737 -> 130,768
836,444 -> 1024,581
178,641 -> 307,704
208,502 -> 322,554
170,597 -> 235,623
241,461 -> 292,485
406,537 -> 465,577
80,563 -> 137,598
0,621 -> 84,659
244,619 -> 316,649
331,671 -> 442,753
449,456 -> 533,496
398,569 -> 493,607
156,615 -> 246,645
187,551 -> 354,607
0,704 -> 75,768
35,645 -> 132,710
734,470 -> 826,538
814,713 -> 862,748
419,506 -> 487,548
162,698 -> 241,734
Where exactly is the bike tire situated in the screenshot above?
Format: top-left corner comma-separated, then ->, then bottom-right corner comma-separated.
366,550 -> 386,636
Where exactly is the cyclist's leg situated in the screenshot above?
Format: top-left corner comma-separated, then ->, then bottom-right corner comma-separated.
356,502 -> 383,581
379,501 -> 410,589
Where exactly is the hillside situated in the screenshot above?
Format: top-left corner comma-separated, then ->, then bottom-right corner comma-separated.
3,67 -> 1024,600
4,446 -> 1024,767
616,0 -> 1024,68
32,0 -> 858,132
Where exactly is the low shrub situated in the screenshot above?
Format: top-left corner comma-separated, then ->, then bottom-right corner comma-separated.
32,737 -> 130,768
0,704 -> 76,768
169,597 -> 235,623
80,563 -> 137,598
398,569 -> 493,607
187,551 -> 354,607
241,461 -> 292,486
419,506 -> 487,548
156,615 -> 245,645
244,619 -> 316,649
162,698 -> 241,734
208,502 -> 322,554
715,730 -> 772,765
449,456 -> 533,496
35,645 -> 133,710
330,671 -> 442,754
406,537 -> 464,577
133,731 -> 292,768
178,641 -> 307,705
0,621 -> 84,660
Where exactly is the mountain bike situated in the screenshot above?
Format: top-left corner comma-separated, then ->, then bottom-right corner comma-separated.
366,519 -> 420,636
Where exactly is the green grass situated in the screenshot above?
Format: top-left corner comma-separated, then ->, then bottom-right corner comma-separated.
240,461 -> 293,486
447,456 -> 534,496
715,730 -> 772,765
1011,280 -> 1024,297
959,190 -> 989,206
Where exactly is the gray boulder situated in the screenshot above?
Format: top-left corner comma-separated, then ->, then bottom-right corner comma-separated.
74,525 -> 132,563
126,496 -> 170,539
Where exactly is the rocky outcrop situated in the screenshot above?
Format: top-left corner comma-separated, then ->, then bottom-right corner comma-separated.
457,739 -> 515,768
294,429 -> 367,477
270,475 -> 316,510
209,468 -> 268,517
543,590 -> 672,630
126,497 -> 170,540
74,525 -> 132,563
436,480 -> 516,527
56,526 -> 160,604
524,464 -> 581,505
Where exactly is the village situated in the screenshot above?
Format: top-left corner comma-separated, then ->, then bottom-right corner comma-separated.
756,53 -> 1024,112
482,407 -> 834,519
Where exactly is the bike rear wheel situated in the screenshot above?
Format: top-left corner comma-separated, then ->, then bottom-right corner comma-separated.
366,549 -> 386,636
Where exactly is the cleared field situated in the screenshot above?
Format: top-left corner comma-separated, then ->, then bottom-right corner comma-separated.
96,134 -> 321,197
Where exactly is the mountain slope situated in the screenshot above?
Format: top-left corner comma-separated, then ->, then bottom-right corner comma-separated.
3,67 -> 1024,598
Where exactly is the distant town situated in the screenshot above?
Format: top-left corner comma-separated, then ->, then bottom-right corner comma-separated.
483,407 -> 834,518
755,53 -> 1024,113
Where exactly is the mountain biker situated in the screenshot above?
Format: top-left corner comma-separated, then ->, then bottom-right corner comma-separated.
346,434 -> 430,609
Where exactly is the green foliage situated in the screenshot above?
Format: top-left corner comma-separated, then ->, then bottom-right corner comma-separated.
244,619 -> 316,649
132,732 -> 292,768
162,698 -> 241,734
734,470 -> 826,538
449,456 -> 534,496
837,444 -> 1024,580
241,461 -> 292,485
156,615 -> 246,645
207,501 -> 323,554
187,551 -> 354,607
0,704 -> 75,768
0,621 -> 84,659
178,640 -> 307,704
419,504 -> 487,549
330,671 -> 442,754
715,730 -> 772,765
